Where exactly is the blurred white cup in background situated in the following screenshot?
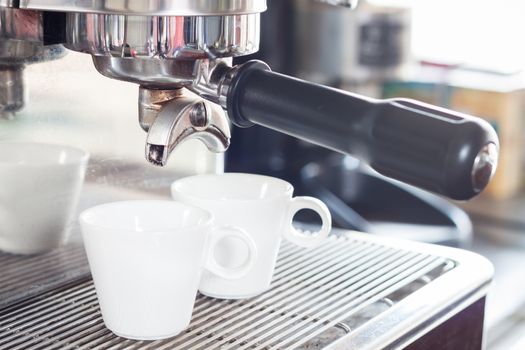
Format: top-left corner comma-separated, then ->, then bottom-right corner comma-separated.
0,142 -> 89,254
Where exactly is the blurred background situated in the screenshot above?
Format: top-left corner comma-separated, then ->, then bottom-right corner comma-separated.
1,0 -> 525,348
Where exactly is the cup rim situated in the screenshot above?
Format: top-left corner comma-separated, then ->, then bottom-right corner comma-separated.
0,142 -> 90,167
79,200 -> 214,233
171,172 -> 294,203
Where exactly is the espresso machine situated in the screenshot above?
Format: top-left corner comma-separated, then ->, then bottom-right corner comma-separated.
0,1 -> 498,349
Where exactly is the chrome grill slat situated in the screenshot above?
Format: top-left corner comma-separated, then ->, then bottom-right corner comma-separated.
0,282 -> 94,328
193,252 -> 426,350
89,336 -> 126,350
188,241 -> 376,325
62,328 -> 114,350
280,258 -> 445,349
188,239 -> 370,323
59,326 -> 113,350
0,244 -> 82,272
155,244 -> 391,349
266,257 -> 445,350
0,295 -> 98,347
0,235 -> 459,350
1,253 -> 88,295
272,236 -> 345,275
0,239 -> 89,308
10,311 -> 101,350
108,339 -> 136,350
0,244 -> 84,278
271,239 -> 371,283
188,239 -> 330,317
30,315 -> 105,350
271,240 -> 299,261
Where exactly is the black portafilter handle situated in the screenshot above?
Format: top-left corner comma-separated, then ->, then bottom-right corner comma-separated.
225,60 -> 499,200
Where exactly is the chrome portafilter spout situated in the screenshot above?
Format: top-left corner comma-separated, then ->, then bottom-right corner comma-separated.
139,87 -> 231,167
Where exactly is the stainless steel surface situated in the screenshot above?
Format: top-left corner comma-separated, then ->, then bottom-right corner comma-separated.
145,91 -> 230,166
0,8 -> 65,66
0,67 -> 23,119
0,8 -> 66,63
190,60 -> 239,108
0,231 -> 492,349
7,0 -> 267,16
0,41 -> 65,118
66,13 -> 261,59
91,56 -> 233,91
190,60 -> 270,110
66,13 -> 259,87
0,8 -> 41,47
91,57 -> 198,88
0,8 -> 66,118
472,142 -> 499,193
138,88 -> 183,132
0,241 -> 89,309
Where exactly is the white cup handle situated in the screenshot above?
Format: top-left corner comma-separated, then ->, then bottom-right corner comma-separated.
283,196 -> 332,248
205,225 -> 258,279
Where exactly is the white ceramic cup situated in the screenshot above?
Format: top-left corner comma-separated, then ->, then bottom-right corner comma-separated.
79,200 -> 257,340
171,173 -> 332,299
0,142 -> 89,254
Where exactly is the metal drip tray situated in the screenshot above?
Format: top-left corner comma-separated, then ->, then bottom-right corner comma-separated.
0,231 -> 492,349
0,241 -> 89,309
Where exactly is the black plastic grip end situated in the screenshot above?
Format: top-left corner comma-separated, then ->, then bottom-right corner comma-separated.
372,99 -> 499,200
443,121 -> 499,200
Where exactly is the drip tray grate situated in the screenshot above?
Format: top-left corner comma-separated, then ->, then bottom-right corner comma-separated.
0,241 -> 89,309
0,234 -> 455,349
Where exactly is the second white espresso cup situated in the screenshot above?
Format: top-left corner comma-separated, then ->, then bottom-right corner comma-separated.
79,200 -> 257,340
0,142 -> 89,254
171,173 -> 332,299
